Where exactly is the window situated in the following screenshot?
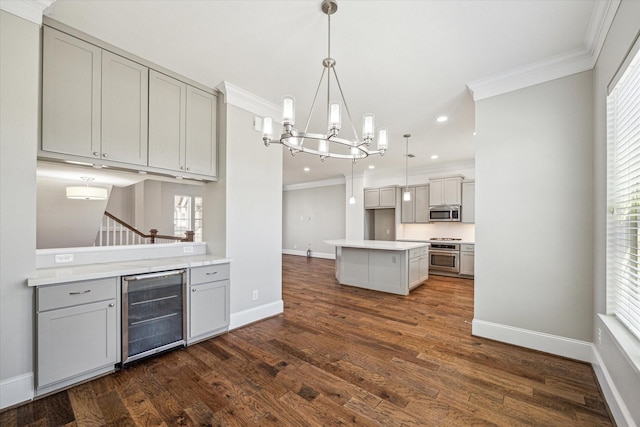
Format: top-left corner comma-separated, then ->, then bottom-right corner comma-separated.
174,195 -> 203,242
607,41 -> 640,341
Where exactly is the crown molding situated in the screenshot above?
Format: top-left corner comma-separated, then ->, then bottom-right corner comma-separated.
467,0 -> 620,101
283,177 -> 346,192
0,0 -> 55,25
216,81 -> 281,120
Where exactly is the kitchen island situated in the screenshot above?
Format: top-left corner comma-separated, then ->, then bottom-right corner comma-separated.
325,240 -> 430,295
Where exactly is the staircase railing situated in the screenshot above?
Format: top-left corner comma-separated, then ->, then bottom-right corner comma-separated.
96,211 -> 194,247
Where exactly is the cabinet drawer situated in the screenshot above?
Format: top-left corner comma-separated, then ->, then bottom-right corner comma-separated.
37,278 -> 117,312
190,263 -> 230,285
420,246 -> 429,256
409,248 -> 421,259
461,244 -> 475,253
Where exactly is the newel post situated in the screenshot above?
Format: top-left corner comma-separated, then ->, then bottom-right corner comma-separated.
184,231 -> 195,242
149,229 -> 158,244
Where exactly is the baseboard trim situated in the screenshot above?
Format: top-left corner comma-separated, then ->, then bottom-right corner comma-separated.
591,344 -> 636,427
0,372 -> 34,410
229,300 -> 284,331
471,319 -> 592,362
282,249 -> 336,260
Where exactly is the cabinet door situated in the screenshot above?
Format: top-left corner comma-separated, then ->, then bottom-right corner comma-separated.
379,188 -> 396,207
409,256 -> 420,287
101,51 -> 148,165
415,186 -> 430,222
444,177 -> 462,205
419,255 -> 429,281
460,252 -> 475,276
462,182 -> 475,223
364,189 -> 380,208
401,187 -> 415,223
148,70 -> 186,171
42,27 -> 101,158
37,299 -> 117,388
186,86 -> 217,177
429,179 -> 444,206
189,280 -> 230,340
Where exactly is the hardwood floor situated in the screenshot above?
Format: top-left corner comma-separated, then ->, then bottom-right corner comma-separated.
1,254 -> 613,426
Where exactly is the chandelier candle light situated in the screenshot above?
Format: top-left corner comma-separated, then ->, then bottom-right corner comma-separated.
262,0 -> 389,161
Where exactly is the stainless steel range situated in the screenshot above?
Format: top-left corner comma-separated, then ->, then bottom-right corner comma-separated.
429,237 -> 461,274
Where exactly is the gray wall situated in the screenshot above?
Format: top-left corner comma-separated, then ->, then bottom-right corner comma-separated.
283,184 -> 346,257
474,71 -> 594,342
592,0 -> 640,423
36,177 -> 112,249
0,10 -> 39,408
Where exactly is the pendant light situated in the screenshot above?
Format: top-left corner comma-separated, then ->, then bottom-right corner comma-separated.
261,0 -> 389,161
349,160 -> 356,205
66,177 -> 108,200
403,134 -> 411,202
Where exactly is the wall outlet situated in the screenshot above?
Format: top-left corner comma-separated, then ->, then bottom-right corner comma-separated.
391,256 -> 397,264
54,254 -> 74,264
252,290 -> 259,300
597,327 -> 602,344
183,246 -> 194,254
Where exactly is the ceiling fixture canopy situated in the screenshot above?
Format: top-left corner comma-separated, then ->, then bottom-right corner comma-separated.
66,177 -> 108,200
262,0 -> 388,161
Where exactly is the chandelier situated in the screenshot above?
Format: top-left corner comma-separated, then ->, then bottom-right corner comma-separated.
261,0 -> 389,161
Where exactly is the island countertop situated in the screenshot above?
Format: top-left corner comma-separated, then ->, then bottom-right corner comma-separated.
325,239 -> 430,251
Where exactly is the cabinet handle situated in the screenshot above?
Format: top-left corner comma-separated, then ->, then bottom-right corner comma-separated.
192,288 -> 197,292
102,153 -> 108,158
186,167 -> 191,171
205,272 -> 217,275
180,166 -> 185,170
108,303 -> 115,307
92,152 -> 99,156
69,289 -> 91,295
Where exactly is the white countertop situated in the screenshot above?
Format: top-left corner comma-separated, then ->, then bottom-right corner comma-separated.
325,239 -> 430,251
27,254 -> 231,287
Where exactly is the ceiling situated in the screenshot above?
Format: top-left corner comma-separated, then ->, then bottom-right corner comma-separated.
44,0 -> 607,186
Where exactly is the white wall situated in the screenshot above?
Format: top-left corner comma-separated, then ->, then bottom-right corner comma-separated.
592,0 -> 640,424
283,184 -> 346,258
474,71 -> 594,359
0,9 -> 40,409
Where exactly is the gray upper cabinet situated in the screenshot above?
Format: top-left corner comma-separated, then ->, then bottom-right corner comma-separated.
43,28 -> 149,165
149,71 -> 218,178
148,70 -> 187,172
462,181 -> 475,223
429,176 -> 462,206
365,187 -> 397,209
185,85 -> 217,177
42,27 -> 101,158
401,185 -> 429,223
101,51 -> 148,165
41,24 -> 218,181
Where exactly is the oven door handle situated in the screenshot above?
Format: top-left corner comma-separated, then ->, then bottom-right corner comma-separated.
430,250 -> 457,256
123,269 -> 186,281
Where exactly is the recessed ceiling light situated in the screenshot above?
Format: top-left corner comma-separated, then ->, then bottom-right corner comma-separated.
368,165 -> 375,169
431,155 -> 439,160
436,115 -> 448,123
303,167 -> 310,172
473,131 -> 477,136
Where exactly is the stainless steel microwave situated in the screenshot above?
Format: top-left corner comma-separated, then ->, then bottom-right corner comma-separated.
429,205 -> 461,222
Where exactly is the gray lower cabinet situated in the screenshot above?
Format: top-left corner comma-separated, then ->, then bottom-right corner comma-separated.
462,181 -> 475,223
408,246 -> 429,289
188,264 -> 230,344
459,244 -> 475,277
36,278 -> 119,395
